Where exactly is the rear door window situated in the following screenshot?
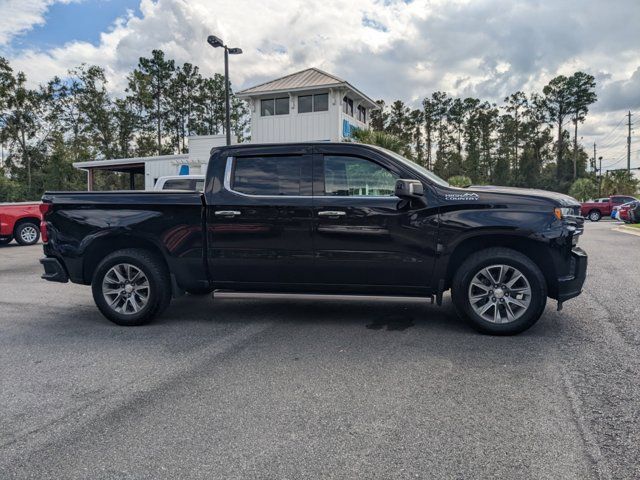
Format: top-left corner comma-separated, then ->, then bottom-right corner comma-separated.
232,156 -> 312,196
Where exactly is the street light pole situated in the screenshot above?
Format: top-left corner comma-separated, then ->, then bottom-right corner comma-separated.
207,35 -> 242,146
224,47 -> 231,146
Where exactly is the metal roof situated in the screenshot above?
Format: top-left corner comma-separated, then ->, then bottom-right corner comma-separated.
237,68 -> 344,94
237,67 -> 378,109
73,154 -> 188,170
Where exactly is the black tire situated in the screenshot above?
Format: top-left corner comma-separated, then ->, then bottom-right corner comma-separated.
587,210 -> 601,222
0,237 -> 12,246
451,247 -> 547,335
185,286 -> 215,296
14,222 -> 40,245
91,248 -> 171,326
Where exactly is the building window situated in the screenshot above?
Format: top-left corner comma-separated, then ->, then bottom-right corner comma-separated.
314,93 -> 328,111
298,95 -> 312,113
357,105 -> 365,122
275,97 -> 289,115
357,105 -> 366,123
298,93 -> 329,113
261,97 -> 289,116
342,96 -> 353,116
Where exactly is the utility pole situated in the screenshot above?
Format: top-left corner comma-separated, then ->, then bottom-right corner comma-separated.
627,110 -> 632,173
593,142 -> 596,173
598,156 -> 603,197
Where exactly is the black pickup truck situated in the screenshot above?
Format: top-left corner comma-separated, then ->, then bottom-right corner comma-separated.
40,143 -> 586,334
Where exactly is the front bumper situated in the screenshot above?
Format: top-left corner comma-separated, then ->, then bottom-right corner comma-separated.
40,257 -> 69,283
556,246 -> 587,303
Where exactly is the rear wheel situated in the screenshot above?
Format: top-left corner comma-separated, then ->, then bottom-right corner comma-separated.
452,248 -> 547,335
91,249 -> 171,326
588,210 -> 601,222
15,222 -> 40,245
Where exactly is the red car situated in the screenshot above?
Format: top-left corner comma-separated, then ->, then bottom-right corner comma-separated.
580,195 -> 638,221
0,202 -> 43,246
618,201 -> 639,223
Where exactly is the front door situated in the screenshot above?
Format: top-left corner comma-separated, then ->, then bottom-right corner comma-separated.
311,147 -> 439,290
207,147 -> 314,286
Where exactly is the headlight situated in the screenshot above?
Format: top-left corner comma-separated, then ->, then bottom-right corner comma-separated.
554,207 -> 578,219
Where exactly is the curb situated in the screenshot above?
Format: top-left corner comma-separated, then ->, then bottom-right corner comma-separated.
612,225 -> 640,237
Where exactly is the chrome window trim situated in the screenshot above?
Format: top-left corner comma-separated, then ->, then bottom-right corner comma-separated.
223,157 -> 397,200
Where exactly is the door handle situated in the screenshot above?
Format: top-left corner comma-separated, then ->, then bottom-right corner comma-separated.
214,210 -> 241,217
318,210 -> 346,217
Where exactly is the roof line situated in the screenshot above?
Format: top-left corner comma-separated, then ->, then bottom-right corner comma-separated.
237,67 -> 346,95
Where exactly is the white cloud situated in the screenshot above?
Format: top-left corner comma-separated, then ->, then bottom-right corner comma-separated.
0,0 -> 77,45
3,0 -> 640,152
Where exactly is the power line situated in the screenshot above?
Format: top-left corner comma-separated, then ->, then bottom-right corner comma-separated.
597,115 -> 626,144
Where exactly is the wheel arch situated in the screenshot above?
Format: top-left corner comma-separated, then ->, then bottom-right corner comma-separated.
445,234 -> 557,294
13,216 -> 40,233
82,235 -> 169,284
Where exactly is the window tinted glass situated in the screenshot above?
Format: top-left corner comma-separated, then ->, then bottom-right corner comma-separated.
324,156 -> 398,196
261,99 -> 274,116
275,97 -> 289,115
314,93 -> 328,111
163,179 -> 194,190
233,156 -> 310,196
298,95 -> 312,113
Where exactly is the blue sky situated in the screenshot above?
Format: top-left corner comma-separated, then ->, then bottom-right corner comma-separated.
7,0 -> 141,51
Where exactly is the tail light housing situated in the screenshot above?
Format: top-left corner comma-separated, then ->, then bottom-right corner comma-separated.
39,203 -> 52,243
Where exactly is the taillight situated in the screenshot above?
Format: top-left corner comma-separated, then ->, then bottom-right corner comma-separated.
39,203 -> 52,243
39,203 -> 52,216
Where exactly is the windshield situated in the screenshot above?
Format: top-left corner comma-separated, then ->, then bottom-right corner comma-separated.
370,146 -> 450,187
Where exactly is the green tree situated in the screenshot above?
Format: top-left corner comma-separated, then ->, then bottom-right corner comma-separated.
448,175 -> 472,187
601,171 -> 639,196
127,50 -> 175,155
567,72 -> 597,179
568,177 -> 597,201
543,75 -> 572,183
351,128 -> 405,154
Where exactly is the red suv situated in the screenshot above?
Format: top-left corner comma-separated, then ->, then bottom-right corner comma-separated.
0,202 -> 43,246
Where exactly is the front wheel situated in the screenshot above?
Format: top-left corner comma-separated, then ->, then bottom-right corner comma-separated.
15,222 -> 40,245
91,249 -> 171,326
588,210 -> 601,222
451,248 -> 547,335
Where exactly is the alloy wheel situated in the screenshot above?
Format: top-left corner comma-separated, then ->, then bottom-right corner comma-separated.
20,225 -> 38,243
468,264 -> 532,324
102,263 -> 150,315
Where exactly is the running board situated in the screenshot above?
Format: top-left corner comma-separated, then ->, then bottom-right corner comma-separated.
212,291 -> 434,303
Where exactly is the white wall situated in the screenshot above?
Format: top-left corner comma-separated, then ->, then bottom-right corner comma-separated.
248,89 -> 370,143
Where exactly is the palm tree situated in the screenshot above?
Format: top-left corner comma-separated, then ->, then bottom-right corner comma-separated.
350,128 -> 406,154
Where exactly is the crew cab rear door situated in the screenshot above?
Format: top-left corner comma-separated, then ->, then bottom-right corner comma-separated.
206,146 -> 315,285
310,145 -> 438,290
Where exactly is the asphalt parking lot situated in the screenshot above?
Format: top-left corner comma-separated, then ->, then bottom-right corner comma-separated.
1,220 -> 639,479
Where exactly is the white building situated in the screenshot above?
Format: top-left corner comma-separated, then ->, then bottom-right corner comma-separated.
74,134 -> 227,191
237,68 -> 378,143
73,68 -> 377,189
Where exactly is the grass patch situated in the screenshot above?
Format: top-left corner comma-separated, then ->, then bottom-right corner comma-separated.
627,223 -> 640,229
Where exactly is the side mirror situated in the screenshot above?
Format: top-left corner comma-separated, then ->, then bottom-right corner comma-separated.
395,179 -> 424,199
